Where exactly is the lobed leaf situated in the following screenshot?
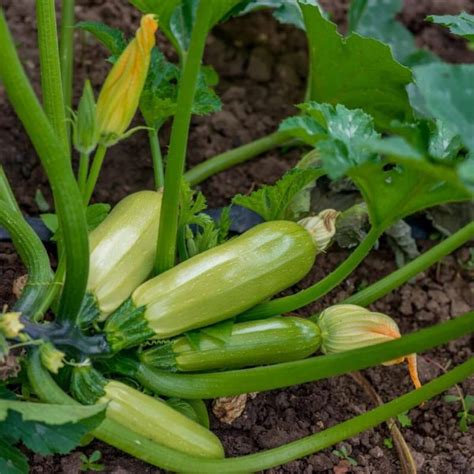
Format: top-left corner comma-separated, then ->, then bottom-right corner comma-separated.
76,21 -> 126,59
427,12 -> 474,41
301,3 -> 413,129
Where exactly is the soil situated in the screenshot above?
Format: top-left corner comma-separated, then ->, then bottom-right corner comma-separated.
0,0 -> 473,473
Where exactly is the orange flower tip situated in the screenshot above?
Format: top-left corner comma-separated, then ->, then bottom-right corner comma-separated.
406,354 -> 422,390
142,14 -> 159,35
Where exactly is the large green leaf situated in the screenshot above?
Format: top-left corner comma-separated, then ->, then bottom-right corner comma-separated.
413,64 -> 474,151
348,0 -> 437,66
300,3 -> 413,129
0,440 -> 28,474
427,12 -> 474,41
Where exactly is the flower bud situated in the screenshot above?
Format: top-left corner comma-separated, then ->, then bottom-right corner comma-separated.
317,304 -> 421,389
39,342 -> 65,374
73,79 -> 99,155
87,190 -> 162,318
0,312 -> 24,338
96,14 -> 158,146
298,209 -> 339,252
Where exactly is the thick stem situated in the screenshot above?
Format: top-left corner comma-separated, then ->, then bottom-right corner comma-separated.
112,311 -> 474,399
84,145 -> 107,204
59,0 -> 75,145
184,131 -> 290,186
28,348 -> 474,473
344,222 -> 474,307
239,226 -> 384,321
155,1 -> 213,274
148,128 -> 164,189
0,202 -> 53,316
36,0 -> 68,153
0,12 -> 89,321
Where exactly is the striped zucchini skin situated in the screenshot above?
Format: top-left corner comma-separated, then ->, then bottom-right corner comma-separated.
133,221 -> 316,339
142,317 -> 321,372
99,381 -> 224,459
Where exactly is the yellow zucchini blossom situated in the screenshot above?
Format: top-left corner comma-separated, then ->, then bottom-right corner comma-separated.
318,304 -> 421,389
96,14 -> 158,146
0,312 -> 24,338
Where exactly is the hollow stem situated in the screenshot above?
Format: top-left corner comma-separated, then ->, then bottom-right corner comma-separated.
240,226 -> 384,321
36,0 -> 68,153
59,0 -> 75,144
110,311 -> 474,399
148,127 -> 164,189
84,145 -> 107,204
155,1 -> 213,274
0,12 -> 89,321
184,130 -> 290,186
0,201 -> 53,317
344,222 -> 474,307
28,347 -> 474,473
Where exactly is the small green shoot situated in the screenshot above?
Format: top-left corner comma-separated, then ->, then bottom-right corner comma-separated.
396,411 -> 412,428
80,450 -> 104,472
332,446 -> 358,466
444,394 -> 474,433
383,437 -> 394,449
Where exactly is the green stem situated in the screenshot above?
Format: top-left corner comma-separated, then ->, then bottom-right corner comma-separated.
184,130 -> 290,186
344,222 -> 474,307
116,311 -> 474,399
155,1 -> 213,274
27,347 -> 474,473
148,128 -> 164,189
0,11 -> 89,322
0,166 -> 21,214
77,152 -> 90,195
59,0 -> 75,145
239,226 -> 384,321
36,0 -> 68,153
84,145 -> 107,205
0,202 -> 53,317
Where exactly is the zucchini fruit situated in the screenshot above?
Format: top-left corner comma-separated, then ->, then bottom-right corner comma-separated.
80,190 -> 162,324
140,316 -> 322,372
105,220 -> 318,351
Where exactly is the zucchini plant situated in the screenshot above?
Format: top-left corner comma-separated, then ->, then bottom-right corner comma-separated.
0,1 -> 473,472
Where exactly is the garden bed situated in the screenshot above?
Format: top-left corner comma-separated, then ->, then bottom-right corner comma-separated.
0,0 -> 473,472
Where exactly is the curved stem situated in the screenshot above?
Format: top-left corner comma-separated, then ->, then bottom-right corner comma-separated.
28,347 -> 474,473
0,201 -> 53,316
239,226 -> 384,321
344,222 -> 474,307
36,0 -> 68,153
0,12 -> 89,322
155,1 -> 213,274
148,127 -> 164,189
110,311 -> 474,399
0,166 -> 21,214
84,145 -> 107,205
59,0 -> 75,145
184,130 -> 290,186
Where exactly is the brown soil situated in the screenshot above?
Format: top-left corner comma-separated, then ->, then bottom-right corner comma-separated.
0,0 -> 473,473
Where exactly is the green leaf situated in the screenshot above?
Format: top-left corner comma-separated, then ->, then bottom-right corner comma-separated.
40,213 -> 59,235
301,3 -> 413,129
348,0 -> 435,65
233,167 -> 324,221
413,64 -> 474,151
429,120 -> 464,162
200,318 -> 235,345
0,401 -> 105,424
0,439 -> 28,474
76,21 -> 127,58
396,411 -> 412,427
279,115 -> 326,145
86,203 -> 111,231
170,0 -> 199,53
166,398 -> 202,425
34,189 -> 50,212
0,403 -> 105,457
465,394 -> 474,411
427,12 -> 474,41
